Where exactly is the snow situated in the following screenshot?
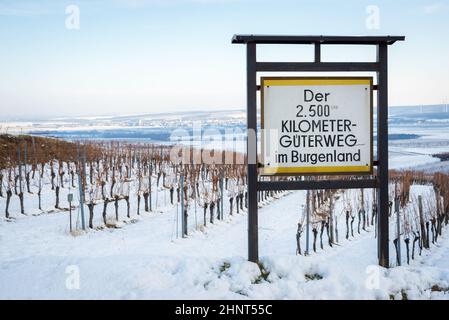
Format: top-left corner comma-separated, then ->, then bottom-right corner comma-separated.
389,154 -> 440,170
1,111 -> 449,299
1,186 -> 448,299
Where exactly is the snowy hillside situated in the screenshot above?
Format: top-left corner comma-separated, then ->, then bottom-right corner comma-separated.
2,106 -> 449,171
1,187 -> 448,299
1,170 -> 449,299
1,107 -> 449,300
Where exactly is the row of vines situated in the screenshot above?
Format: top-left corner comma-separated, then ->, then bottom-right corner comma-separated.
0,135 -> 289,235
1,134 -> 448,266
295,170 -> 449,266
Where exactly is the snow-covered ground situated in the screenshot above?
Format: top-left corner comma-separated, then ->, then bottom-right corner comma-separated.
1,185 -> 448,299
2,107 -> 449,299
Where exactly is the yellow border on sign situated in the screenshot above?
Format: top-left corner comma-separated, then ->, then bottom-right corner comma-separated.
262,166 -> 371,175
263,79 -> 371,86
260,76 -> 374,176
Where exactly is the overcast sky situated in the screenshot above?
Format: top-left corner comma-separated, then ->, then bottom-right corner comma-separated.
0,0 -> 448,118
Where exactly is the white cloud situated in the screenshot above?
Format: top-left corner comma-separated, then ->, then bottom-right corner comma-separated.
0,0 -> 248,16
113,0 -> 245,7
0,1 -> 54,17
423,2 -> 449,14
0,6 -> 43,16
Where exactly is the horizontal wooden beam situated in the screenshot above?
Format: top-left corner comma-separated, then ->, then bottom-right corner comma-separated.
232,35 -> 405,45
256,62 -> 379,72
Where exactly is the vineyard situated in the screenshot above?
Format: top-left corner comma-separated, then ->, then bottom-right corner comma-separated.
0,134 -> 285,235
1,134 -> 449,299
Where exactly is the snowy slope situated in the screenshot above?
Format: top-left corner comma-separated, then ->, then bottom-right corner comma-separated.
1,188 -> 448,299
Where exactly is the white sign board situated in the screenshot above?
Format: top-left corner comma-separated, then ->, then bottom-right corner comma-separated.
261,77 -> 373,175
